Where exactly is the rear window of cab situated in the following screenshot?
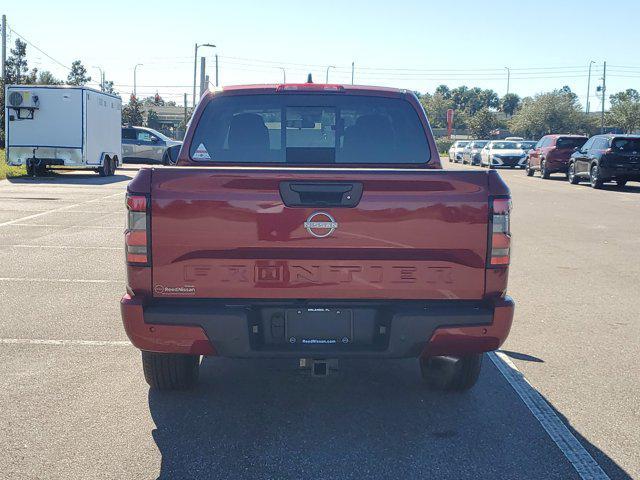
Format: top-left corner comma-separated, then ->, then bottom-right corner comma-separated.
189,94 -> 430,165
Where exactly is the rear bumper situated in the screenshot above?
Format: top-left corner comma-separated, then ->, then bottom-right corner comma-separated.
546,158 -> 569,172
599,165 -> 640,180
121,295 -> 514,358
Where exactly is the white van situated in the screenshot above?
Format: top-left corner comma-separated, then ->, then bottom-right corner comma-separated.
4,85 -> 122,176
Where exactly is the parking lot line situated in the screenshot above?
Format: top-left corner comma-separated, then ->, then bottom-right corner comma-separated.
2,245 -> 122,250
490,352 -> 610,480
0,338 -> 131,347
0,192 -> 123,228
0,277 -> 121,284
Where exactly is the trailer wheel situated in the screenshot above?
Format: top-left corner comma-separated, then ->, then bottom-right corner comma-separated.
420,354 -> 482,391
142,351 -> 200,391
98,157 -> 113,177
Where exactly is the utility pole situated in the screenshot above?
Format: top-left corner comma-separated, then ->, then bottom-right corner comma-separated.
183,93 -> 188,127
351,62 -> 354,85
199,57 -> 206,99
193,43 -> 215,107
215,54 -> 219,87
586,60 -> 595,114
600,61 -> 606,134
1,15 -> 6,81
504,67 -> 510,96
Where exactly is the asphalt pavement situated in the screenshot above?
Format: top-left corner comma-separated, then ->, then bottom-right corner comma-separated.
0,164 -> 637,479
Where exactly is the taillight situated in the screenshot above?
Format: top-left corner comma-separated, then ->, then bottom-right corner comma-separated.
125,194 -> 149,265
489,197 -> 511,267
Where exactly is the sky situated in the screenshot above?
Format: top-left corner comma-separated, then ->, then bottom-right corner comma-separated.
4,0 -> 640,109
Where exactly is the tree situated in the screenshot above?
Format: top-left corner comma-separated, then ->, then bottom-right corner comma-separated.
102,80 -> 117,95
37,70 -> 62,85
146,110 -> 161,130
607,89 -> 640,133
122,95 -> 144,126
142,93 -> 165,106
467,108 -> 500,138
419,92 -> 453,128
5,39 -> 37,84
66,60 -> 91,86
501,93 -> 521,117
508,88 -> 596,138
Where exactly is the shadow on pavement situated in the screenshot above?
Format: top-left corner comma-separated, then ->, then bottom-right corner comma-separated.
7,172 -> 131,185
147,356 -> 632,480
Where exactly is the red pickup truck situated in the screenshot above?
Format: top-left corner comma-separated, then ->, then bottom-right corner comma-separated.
121,83 -> 514,392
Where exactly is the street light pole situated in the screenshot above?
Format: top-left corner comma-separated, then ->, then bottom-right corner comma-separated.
351,62 -> 354,85
278,67 -> 286,83
93,66 -> 104,91
504,67 -> 510,96
586,60 -> 595,114
193,43 -> 215,107
325,65 -> 335,84
133,63 -> 143,98
600,61 -> 607,134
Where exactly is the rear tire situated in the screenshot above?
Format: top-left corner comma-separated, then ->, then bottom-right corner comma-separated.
420,354 -> 482,391
525,161 -> 534,176
142,351 -> 200,391
540,160 -> 550,179
616,180 -> 628,188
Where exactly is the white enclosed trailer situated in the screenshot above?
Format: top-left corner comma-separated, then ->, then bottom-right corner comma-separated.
4,85 -> 122,176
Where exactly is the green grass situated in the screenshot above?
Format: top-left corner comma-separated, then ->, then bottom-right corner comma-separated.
0,149 -> 26,179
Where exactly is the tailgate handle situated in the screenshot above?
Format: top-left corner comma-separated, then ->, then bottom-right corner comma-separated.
279,181 -> 363,207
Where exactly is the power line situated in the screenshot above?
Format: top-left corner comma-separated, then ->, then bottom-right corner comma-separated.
7,26 -> 71,71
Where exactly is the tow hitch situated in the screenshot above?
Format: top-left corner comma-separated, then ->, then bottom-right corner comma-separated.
299,358 -> 338,377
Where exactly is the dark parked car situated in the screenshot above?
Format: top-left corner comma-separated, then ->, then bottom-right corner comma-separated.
568,134 -> 640,188
121,126 -> 182,165
461,140 -> 489,165
526,135 -> 587,178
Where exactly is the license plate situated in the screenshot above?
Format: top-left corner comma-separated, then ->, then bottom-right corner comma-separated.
285,308 -> 353,346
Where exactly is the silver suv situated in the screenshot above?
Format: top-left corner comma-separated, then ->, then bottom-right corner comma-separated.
122,126 -> 182,165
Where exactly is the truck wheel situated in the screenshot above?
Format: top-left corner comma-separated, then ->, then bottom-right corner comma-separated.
142,351 -> 200,390
590,165 -> 604,189
420,354 -> 482,391
162,151 -> 170,166
616,180 -> 627,189
540,160 -> 550,179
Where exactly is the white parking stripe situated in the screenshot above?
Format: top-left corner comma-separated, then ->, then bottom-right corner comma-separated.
0,277 -> 121,284
0,192 -> 123,228
489,352 -> 610,480
1,245 -> 122,250
6,224 -> 122,229
0,338 -> 131,347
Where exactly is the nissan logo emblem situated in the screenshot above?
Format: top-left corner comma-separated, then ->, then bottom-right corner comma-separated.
304,212 -> 338,238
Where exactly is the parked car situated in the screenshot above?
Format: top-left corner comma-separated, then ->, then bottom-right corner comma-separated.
461,140 -> 489,165
480,140 -> 527,168
526,135 -> 587,179
5,85 -> 121,176
568,134 -> 640,188
121,83 -> 514,392
504,136 -> 524,141
121,126 -> 182,165
448,140 -> 470,162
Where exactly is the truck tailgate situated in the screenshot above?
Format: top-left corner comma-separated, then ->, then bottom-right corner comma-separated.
150,168 -> 490,300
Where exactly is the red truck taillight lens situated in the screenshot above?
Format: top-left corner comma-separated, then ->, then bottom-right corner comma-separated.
489,197 -> 511,267
125,194 -> 149,265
